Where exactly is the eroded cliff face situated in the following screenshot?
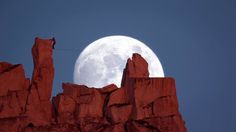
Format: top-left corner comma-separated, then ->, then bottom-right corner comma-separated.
0,38 -> 186,132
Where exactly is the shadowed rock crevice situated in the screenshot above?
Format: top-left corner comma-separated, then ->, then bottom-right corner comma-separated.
0,37 -> 186,132
102,91 -> 113,123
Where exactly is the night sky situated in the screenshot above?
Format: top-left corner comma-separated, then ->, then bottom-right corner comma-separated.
0,0 -> 236,131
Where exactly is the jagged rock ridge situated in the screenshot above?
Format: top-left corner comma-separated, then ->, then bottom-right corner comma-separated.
0,38 -> 186,132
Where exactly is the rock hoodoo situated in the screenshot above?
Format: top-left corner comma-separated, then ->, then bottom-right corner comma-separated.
0,38 -> 186,132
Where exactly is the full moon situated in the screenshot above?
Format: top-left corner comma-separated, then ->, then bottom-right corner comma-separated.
74,35 -> 164,88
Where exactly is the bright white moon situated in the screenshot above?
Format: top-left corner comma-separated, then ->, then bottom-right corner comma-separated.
74,35 -> 164,88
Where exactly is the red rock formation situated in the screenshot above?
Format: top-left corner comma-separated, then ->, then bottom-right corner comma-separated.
0,64 -> 29,96
121,53 -> 149,88
0,37 -> 186,132
0,38 -> 55,131
0,63 -> 29,124
25,37 -> 55,126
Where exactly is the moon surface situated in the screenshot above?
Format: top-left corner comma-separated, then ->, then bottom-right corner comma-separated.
74,35 -> 164,88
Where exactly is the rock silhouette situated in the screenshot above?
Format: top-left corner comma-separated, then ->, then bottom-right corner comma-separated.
0,38 -> 186,132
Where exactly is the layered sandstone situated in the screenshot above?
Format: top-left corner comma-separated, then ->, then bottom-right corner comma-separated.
0,38 -> 186,132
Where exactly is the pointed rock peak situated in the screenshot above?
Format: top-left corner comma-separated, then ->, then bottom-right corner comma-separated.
121,53 -> 149,87
128,53 -> 149,77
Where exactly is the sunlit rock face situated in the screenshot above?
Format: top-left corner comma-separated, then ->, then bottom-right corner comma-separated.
0,38 -> 186,132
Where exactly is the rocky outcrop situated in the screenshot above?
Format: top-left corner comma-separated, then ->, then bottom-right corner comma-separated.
0,63 -> 29,119
0,38 -> 55,131
0,38 -> 186,132
52,83 -> 119,131
26,37 -> 55,126
121,53 -> 149,88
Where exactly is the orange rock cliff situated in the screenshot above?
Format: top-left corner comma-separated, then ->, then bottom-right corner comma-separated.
0,38 -> 186,132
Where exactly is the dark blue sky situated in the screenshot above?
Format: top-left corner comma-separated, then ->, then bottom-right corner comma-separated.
0,0 -> 235,131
